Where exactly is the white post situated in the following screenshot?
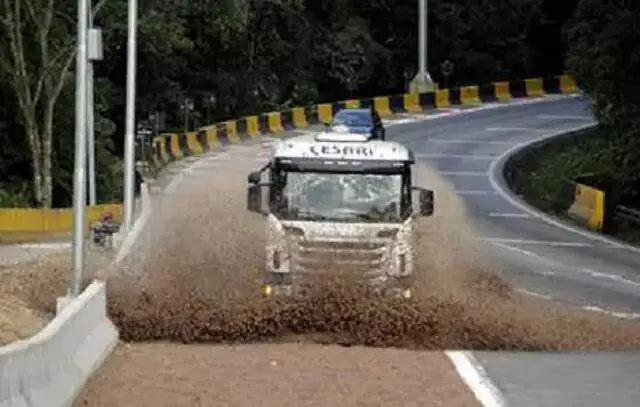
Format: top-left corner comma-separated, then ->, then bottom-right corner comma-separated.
69,0 -> 90,297
411,0 -> 434,92
87,0 -> 97,206
418,0 -> 427,76
123,0 -> 138,233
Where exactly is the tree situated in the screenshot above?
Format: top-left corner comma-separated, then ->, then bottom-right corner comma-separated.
564,0 -> 640,200
0,0 -> 74,207
0,0 -> 586,207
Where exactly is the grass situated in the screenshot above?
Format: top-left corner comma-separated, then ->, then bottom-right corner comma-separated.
507,128 -> 640,244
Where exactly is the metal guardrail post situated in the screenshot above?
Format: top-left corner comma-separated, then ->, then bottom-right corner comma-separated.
616,205 -> 640,225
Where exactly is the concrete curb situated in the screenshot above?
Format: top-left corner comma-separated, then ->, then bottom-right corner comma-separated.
0,185 -> 153,406
0,281 -> 118,407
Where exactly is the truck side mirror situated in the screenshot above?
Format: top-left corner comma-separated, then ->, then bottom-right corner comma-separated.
411,187 -> 434,216
248,171 -> 261,184
247,184 -> 269,214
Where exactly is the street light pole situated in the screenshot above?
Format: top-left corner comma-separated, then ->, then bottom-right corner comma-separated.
68,0 -> 90,297
410,0 -> 434,93
418,0 -> 428,77
123,0 -> 138,233
87,0 -> 97,206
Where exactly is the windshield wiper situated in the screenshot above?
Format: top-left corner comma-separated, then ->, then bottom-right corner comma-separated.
291,210 -> 329,221
354,212 -> 381,221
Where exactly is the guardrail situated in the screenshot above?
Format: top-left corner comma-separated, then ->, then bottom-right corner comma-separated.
567,183 -> 640,244
140,74 -> 578,176
0,281 -> 118,407
616,205 -> 640,225
0,204 -> 123,237
0,186 -> 154,405
568,182 -> 606,231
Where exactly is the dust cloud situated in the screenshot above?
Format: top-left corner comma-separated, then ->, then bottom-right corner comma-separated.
28,143 -> 640,349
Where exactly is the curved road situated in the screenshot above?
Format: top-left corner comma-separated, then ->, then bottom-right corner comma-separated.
387,95 -> 640,407
85,95 -> 640,406
393,96 -> 640,315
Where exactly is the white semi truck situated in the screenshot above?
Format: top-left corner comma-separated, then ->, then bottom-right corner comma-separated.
246,130 -> 434,297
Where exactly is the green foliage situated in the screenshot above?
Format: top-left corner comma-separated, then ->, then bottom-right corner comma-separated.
508,0 -> 640,240
509,130 -> 614,214
0,184 -> 33,207
565,0 -> 640,202
0,0 -> 599,207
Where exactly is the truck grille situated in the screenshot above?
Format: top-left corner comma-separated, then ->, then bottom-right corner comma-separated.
290,239 -> 390,275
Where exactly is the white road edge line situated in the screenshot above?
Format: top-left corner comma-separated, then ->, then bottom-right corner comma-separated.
457,190 -> 498,195
17,242 -> 72,250
445,351 -> 509,407
415,153 -> 495,159
514,288 -> 553,299
515,289 -> 640,319
485,127 -> 545,132
487,212 -> 531,218
480,238 -> 592,247
581,306 -> 640,320
536,114 -> 593,120
425,139 -> 517,144
440,171 -> 488,176
488,240 -> 640,288
488,122 -> 640,255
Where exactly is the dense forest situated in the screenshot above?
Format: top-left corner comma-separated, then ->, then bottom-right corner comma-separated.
0,0 -> 637,208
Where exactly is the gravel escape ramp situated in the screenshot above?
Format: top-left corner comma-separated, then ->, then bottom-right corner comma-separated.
19,124 -> 634,405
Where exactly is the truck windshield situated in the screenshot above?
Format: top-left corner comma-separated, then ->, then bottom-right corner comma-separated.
273,171 -> 406,223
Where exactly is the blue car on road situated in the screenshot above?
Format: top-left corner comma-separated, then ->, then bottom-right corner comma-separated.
326,107 -> 386,140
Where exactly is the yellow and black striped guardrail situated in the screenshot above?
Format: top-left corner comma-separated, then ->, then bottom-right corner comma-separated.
145,75 -> 578,171
0,75 -> 577,236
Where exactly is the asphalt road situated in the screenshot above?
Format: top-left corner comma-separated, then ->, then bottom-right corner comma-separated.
105,96 -> 640,406
393,96 -> 640,315
387,95 -> 640,407
0,242 -> 71,268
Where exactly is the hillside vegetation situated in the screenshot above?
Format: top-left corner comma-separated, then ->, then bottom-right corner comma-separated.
0,0 -> 637,208
508,0 -> 640,242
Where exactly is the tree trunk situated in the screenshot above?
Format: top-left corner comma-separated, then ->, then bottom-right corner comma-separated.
26,126 -> 44,206
42,108 -> 54,208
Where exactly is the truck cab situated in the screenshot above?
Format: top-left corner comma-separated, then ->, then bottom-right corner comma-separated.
246,131 -> 434,297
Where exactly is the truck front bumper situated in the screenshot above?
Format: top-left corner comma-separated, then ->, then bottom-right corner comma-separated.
260,271 -> 414,299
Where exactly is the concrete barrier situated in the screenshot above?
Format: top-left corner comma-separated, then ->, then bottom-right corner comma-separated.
568,182 -> 605,231
0,281 -> 118,407
0,204 -> 123,236
0,183 -> 152,406
148,75 -> 578,171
